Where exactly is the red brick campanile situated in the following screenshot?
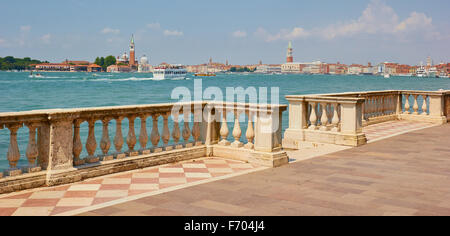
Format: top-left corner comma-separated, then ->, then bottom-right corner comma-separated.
287,41 -> 293,63
129,35 -> 136,66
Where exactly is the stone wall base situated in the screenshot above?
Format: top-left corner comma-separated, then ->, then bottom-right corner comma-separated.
363,114 -> 399,127
398,114 -> 447,124
212,145 -> 289,167
0,144 -> 290,194
283,129 -> 367,149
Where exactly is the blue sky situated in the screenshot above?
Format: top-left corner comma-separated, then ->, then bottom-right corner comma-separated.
0,0 -> 449,65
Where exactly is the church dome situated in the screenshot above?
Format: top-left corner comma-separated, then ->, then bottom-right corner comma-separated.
140,55 -> 149,65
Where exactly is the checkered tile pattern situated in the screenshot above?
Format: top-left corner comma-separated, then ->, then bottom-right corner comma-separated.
0,158 -> 261,216
363,120 -> 436,142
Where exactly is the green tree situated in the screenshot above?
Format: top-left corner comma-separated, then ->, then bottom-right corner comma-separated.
103,55 -> 116,70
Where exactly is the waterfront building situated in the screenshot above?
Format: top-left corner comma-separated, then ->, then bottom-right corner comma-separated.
348,64 -> 364,75
255,64 -> 282,74
107,64 -> 133,73
34,60 -> 97,72
281,63 -> 305,73
87,64 -> 102,72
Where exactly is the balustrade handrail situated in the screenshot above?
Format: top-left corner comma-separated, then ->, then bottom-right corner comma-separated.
286,90 -> 450,100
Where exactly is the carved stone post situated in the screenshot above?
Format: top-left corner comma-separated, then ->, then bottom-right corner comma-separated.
219,109 -> 230,146
245,110 -> 255,149
231,109 -> 243,148
413,95 -> 419,115
139,115 -> 150,154
126,115 -> 138,156
192,115 -> 201,146
151,114 -> 162,152
319,103 -> 329,131
100,118 -> 113,161
85,119 -> 99,163
114,116 -> 126,159
404,94 -> 411,114
24,123 -> 41,173
73,120 -> 84,166
172,113 -> 182,149
5,124 -> 23,176
309,102 -> 317,130
182,111 -> 192,147
331,103 -> 340,132
161,112 -> 172,150
422,95 -> 428,115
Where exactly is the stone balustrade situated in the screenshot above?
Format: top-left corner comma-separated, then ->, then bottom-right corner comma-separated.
283,90 -> 450,149
0,102 -> 287,194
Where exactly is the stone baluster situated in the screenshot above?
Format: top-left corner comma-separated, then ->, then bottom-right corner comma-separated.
6,124 -> 23,176
114,116 -> 126,159
139,115 -> 150,154
100,118 -> 113,161
412,95 -> 419,115
422,95 -> 428,115
192,119 -> 201,146
85,119 -> 98,163
150,114 -> 161,152
309,102 -> 317,130
319,103 -> 329,131
162,113 -> 171,149
73,120 -> 84,166
182,111 -> 192,147
231,109 -> 243,148
25,123 -> 40,172
245,110 -> 255,149
219,110 -> 230,146
331,103 -> 340,132
404,94 -> 410,114
126,115 -> 138,156
172,113 -> 182,149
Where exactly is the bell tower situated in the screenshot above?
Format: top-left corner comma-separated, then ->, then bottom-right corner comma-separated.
286,41 -> 293,63
129,34 -> 136,66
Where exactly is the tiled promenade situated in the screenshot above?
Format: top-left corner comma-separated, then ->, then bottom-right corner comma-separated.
0,158 -> 265,216
80,123 -> 450,216
0,121 -> 447,216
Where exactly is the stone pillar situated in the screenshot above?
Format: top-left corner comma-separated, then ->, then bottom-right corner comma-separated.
428,94 -> 447,124
41,119 -> 75,172
254,109 -> 282,153
337,100 -> 367,146
282,98 -> 307,149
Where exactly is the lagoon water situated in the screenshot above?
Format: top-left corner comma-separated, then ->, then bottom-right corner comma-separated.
1,71 -> 449,170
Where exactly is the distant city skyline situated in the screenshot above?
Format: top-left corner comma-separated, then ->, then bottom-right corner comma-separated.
0,0 -> 449,65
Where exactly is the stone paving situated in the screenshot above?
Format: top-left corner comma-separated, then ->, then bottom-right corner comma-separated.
79,123 -> 450,216
363,120 -> 437,143
0,120 -> 447,216
0,158 -> 265,216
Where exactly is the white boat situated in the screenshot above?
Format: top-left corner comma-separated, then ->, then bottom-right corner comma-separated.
29,72 -> 44,78
416,64 -> 427,77
153,64 -> 187,80
384,74 -> 390,79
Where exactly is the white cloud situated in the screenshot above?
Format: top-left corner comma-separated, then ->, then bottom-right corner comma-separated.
232,30 -> 247,38
255,27 -> 310,42
319,0 -> 434,39
20,25 -> 31,32
396,12 -> 432,32
147,23 -> 161,30
254,0 -> 437,43
163,30 -> 183,37
101,27 -> 120,34
41,34 -> 51,44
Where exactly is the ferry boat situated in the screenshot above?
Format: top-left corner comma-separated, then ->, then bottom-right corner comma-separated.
416,64 -> 427,78
153,64 -> 187,80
